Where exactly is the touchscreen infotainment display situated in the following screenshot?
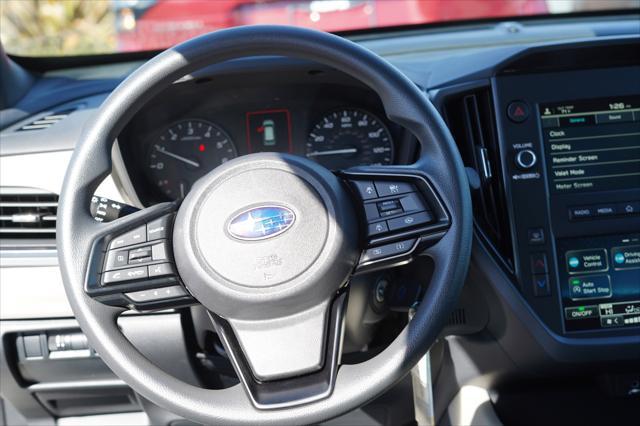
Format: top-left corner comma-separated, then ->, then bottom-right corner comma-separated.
539,95 -> 640,194
556,234 -> 640,332
539,95 -> 640,332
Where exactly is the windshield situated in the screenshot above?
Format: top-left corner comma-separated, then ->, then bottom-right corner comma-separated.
1,0 -> 638,57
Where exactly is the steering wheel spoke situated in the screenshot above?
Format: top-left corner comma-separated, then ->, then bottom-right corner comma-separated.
209,291 -> 347,408
340,164 -> 451,274
83,202 -> 196,311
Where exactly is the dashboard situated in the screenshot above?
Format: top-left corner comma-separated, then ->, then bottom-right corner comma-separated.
118,70 -> 414,203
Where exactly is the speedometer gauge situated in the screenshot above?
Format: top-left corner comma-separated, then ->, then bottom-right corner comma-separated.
146,119 -> 237,199
306,108 -> 393,170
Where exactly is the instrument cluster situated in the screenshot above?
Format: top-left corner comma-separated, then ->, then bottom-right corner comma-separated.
119,75 -> 412,203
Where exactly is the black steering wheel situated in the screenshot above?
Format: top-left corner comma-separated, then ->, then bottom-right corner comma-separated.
57,26 -> 472,425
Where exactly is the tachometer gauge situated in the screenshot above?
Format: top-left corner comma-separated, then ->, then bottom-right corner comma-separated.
306,108 -> 393,170
146,119 -> 237,199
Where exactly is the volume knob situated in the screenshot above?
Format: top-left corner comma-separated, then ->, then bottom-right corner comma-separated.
515,149 -> 537,169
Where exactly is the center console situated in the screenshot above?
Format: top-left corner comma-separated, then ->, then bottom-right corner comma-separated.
493,66 -> 640,337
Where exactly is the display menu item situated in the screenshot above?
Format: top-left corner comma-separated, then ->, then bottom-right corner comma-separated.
539,95 -> 640,193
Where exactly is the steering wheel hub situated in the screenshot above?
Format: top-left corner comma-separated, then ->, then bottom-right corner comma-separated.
173,153 -> 359,319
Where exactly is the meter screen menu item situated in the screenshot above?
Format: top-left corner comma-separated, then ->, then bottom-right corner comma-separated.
539,95 -> 640,194
557,234 -> 640,332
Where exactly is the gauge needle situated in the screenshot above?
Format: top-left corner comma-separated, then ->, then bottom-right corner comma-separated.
155,145 -> 200,168
307,148 -> 358,157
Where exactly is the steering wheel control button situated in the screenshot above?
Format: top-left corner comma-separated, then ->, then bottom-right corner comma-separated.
352,180 -> 378,200
368,221 -> 389,237
530,253 -> 548,274
515,149 -> 537,169
507,100 -> 529,123
532,274 -> 550,297
387,211 -> 433,231
361,238 -> 416,263
399,193 -> 428,213
377,199 -> 401,212
151,242 -> 168,261
109,225 -> 147,249
147,215 -> 172,241
125,285 -> 186,303
128,247 -> 152,263
102,266 -> 148,284
374,181 -> 414,197
148,262 -> 175,278
364,203 -> 380,221
105,250 -> 129,270
379,207 -> 404,218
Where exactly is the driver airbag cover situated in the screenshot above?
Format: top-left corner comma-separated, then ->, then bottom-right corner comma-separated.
173,153 -> 358,320
196,167 -> 327,287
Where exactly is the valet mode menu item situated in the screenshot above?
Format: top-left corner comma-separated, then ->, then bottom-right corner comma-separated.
557,234 -> 640,332
540,95 -> 640,194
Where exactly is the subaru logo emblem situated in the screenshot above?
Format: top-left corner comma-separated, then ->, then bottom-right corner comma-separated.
227,205 -> 296,241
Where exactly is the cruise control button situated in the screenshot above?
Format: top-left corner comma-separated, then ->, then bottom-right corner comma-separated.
368,221 -> 389,237
364,203 -> 379,222
351,181 -> 378,200
387,211 -> 433,231
147,215 -> 172,241
109,225 -> 147,249
103,266 -> 148,284
125,285 -> 186,303
148,262 -> 175,278
361,239 -> 416,263
374,181 -> 414,197
377,199 -> 401,212
379,208 -> 403,218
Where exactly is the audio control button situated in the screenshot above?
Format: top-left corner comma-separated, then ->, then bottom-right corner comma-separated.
515,149 -> 537,169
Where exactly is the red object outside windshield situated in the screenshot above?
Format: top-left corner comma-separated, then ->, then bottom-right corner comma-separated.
115,0 -> 548,52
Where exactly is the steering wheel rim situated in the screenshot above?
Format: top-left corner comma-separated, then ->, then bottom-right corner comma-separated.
57,25 -> 472,425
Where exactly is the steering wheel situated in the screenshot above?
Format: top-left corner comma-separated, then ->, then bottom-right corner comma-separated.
57,26 -> 471,425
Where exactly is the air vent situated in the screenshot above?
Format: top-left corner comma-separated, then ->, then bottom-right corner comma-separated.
0,190 -> 58,239
17,108 -> 76,131
447,308 -> 467,327
441,86 -> 514,272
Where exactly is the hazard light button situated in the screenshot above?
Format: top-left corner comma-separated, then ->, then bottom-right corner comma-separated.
507,101 -> 529,123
